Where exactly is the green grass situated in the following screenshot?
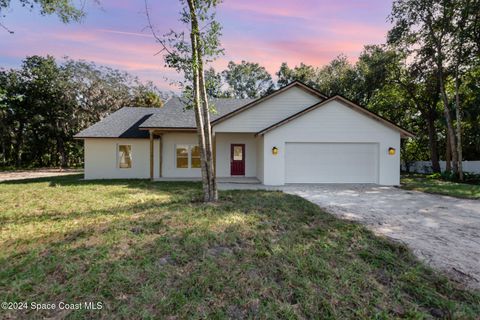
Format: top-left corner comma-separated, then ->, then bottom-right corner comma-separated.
401,174 -> 480,199
0,175 -> 479,319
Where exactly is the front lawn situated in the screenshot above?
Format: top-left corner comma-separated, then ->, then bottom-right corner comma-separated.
1,176 -> 479,319
401,174 -> 480,199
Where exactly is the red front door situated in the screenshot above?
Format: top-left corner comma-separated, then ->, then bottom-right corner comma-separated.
230,144 -> 245,176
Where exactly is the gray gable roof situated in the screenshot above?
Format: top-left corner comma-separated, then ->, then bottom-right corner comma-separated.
74,107 -> 164,138
74,97 -> 253,138
139,97 -> 254,128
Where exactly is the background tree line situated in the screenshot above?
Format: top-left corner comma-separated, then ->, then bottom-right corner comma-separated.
0,55 -> 164,168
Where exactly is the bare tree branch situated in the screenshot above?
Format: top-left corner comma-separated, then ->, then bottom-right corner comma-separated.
0,21 -> 14,34
144,0 -> 173,55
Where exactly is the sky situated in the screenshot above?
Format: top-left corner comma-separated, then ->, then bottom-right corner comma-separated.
0,0 -> 394,92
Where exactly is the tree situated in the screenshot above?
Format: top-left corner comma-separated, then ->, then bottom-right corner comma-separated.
388,1 -> 450,175
132,81 -> 164,108
222,60 -> 273,98
145,0 -> 222,202
389,0 -> 457,174
276,62 -> 318,88
316,55 -> 356,97
0,69 -> 24,165
1,0 -> 86,33
377,47 -> 442,172
389,0 -> 480,178
0,55 -> 164,168
449,0 -> 480,180
204,67 -> 229,98
458,61 -> 480,160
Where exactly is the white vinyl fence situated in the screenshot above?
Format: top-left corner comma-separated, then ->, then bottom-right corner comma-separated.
402,161 -> 480,174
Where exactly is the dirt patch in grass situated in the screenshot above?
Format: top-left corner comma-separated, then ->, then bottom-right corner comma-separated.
0,168 -> 82,182
0,176 -> 479,319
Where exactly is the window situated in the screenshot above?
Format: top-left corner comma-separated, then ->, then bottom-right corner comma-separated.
118,145 -> 132,168
176,145 -> 201,169
233,145 -> 243,160
176,145 -> 189,168
191,145 -> 201,168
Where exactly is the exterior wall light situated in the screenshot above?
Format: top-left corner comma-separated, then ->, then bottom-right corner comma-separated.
388,147 -> 396,155
272,146 -> 279,155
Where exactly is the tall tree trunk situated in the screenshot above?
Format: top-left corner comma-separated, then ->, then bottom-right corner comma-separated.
187,0 -> 214,202
425,110 -> 441,173
454,69 -> 464,180
438,69 -> 458,175
198,73 -> 218,201
446,130 -> 452,172
197,50 -> 218,201
57,136 -> 67,168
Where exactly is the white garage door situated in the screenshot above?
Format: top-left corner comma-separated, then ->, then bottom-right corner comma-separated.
285,143 -> 379,183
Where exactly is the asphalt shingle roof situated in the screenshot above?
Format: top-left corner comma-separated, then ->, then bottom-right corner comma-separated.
139,97 -> 254,128
74,97 -> 253,138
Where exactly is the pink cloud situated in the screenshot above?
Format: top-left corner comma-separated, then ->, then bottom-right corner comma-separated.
218,32 -> 376,75
0,0 -> 394,91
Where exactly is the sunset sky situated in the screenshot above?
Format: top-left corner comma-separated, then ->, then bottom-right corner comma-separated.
0,0 -> 394,91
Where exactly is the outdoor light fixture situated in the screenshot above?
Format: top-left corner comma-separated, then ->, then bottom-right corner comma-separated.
388,147 -> 396,155
272,146 -> 278,155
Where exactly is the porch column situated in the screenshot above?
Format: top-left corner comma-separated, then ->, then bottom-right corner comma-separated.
213,133 -> 216,175
158,134 -> 163,178
149,130 -> 154,181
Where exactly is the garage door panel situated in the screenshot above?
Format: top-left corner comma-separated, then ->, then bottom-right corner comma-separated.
285,143 -> 378,183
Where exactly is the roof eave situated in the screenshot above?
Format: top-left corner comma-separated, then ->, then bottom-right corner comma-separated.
73,136 -> 150,139
138,127 -> 197,131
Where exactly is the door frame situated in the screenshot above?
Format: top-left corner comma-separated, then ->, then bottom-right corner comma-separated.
230,143 -> 246,176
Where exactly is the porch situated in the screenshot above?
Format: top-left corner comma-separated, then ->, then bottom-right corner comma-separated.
147,130 -> 263,182
154,177 -> 261,184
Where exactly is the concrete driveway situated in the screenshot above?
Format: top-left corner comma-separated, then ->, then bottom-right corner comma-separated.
219,183 -> 480,290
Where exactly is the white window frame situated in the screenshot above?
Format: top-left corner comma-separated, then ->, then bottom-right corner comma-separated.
117,144 -> 132,169
175,144 -> 190,169
175,144 -> 200,169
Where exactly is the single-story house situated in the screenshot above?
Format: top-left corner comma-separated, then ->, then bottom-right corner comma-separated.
74,81 -> 413,185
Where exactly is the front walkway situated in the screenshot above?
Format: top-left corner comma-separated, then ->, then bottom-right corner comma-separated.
218,183 -> 480,291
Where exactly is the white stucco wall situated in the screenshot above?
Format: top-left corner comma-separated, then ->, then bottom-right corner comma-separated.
84,133 -> 260,180
262,100 -> 401,186
162,132 -> 202,178
215,133 -> 257,177
213,86 -> 322,133
84,138 -> 159,179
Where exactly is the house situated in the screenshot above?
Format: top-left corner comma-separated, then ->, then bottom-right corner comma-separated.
74,81 -> 413,185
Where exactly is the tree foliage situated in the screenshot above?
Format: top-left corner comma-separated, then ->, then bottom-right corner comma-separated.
388,0 -> 480,178
0,55 -> 164,168
222,60 -> 273,98
0,0 -> 87,33
276,62 -> 318,88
